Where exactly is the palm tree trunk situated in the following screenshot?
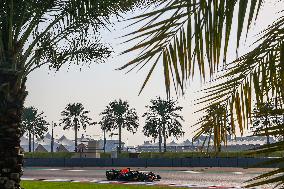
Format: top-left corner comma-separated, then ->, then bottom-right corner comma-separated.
218,145 -> 221,153
51,123 -> 54,153
282,114 -> 284,141
74,120 -> 78,152
103,129 -> 106,154
158,125 -> 162,153
32,129 -> 35,152
118,123 -> 122,154
163,124 -> 166,152
28,131 -> 31,152
0,70 -> 27,189
265,115 -> 270,145
265,125 -> 270,145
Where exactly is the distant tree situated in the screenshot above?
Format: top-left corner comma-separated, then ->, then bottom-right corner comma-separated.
97,121 -> 107,153
143,97 -> 184,152
252,100 -> 282,144
193,103 -> 231,152
100,99 -> 139,153
21,107 -> 49,152
60,103 -> 93,152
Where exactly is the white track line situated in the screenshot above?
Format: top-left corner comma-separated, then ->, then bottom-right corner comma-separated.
124,182 -> 147,185
89,180 -> 98,183
182,170 -> 201,174
232,172 -> 243,175
97,181 -> 121,184
22,178 -> 36,181
43,179 -> 71,182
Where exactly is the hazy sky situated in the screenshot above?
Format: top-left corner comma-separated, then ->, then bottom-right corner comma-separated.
24,1 -> 283,146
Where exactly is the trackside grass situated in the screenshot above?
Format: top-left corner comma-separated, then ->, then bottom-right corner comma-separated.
21,181 -> 187,189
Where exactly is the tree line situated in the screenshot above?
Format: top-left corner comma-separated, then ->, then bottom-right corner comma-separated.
21,97 -> 185,154
22,98 -> 281,154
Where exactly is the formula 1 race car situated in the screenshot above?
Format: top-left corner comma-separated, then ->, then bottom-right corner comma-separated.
106,168 -> 161,182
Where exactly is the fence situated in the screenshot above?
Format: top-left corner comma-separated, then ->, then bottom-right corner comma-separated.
24,157 -> 283,168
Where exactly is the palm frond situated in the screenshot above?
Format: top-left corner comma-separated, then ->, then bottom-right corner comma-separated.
180,7 -> 284,188
245,132 -> 284,188
120,0 -> 284,187
0,0 -> 160,86
197,16 -> 284,134
120,0 -> 264,95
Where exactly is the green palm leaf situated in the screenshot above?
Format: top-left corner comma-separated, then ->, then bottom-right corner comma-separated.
120,0 -> 263,94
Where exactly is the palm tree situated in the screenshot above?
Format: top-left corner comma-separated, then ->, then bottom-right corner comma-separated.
193,103 -> 230,152
252,100 -> 283,144
252,101 -> 273,145
97,121 -> 107,153
60,103 -> 93,152
21,106 -> 49,152
100,99 -> 139,154
120,0 -> 284,187
143,97 -> 184,152
0,1 -> 159,188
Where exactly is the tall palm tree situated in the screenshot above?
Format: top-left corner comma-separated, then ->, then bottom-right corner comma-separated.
252,101 -> 276,145
193,103 -> 230,152
60,103 -> 93,152
143,97 -> 184,152
97,121 -> 107,153
21,106 -> 49,152
120,0 -> 284,187
100,99 -> 139,154
0,1 -> 159,188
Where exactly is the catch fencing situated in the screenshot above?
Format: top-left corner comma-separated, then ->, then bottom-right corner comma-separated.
24,157 -> 283,168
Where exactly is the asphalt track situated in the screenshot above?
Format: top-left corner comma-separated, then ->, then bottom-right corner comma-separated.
23,167 -> 275,189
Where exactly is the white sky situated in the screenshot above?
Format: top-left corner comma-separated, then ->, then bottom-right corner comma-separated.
24,1 -> 283,146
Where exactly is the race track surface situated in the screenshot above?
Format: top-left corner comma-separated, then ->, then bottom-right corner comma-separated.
23,167 -> 274,189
